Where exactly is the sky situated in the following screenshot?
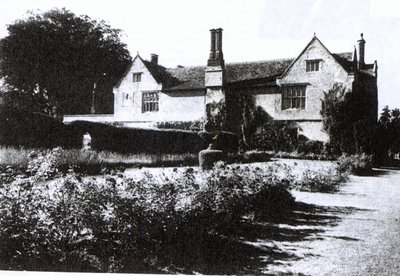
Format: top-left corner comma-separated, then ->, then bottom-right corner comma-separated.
0,0 -> 399,112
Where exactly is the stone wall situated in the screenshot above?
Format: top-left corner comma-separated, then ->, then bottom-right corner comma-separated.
113,57 -> 205,123
277,38 -> 354,121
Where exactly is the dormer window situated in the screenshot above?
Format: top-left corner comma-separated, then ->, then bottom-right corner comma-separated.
133,73 -> 142,82
306,60 -> 320,72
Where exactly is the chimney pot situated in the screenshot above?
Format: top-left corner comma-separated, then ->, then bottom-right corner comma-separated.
150,53 -> 158,64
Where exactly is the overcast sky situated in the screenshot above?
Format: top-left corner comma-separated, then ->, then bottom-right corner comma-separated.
1,0 -> 399,111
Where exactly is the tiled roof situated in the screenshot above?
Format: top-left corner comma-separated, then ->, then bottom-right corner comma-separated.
142,60 -> 181,88
165,66 -> 205,90
332,52 -> 353,72
141,51 -> 356,91
163,58 -> 294,91
225,58 -> 294,83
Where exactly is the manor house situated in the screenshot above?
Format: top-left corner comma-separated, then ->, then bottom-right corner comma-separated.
64,29 -> 378,142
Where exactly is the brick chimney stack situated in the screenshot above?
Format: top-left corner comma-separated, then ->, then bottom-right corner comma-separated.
208,29 -> 216,62
150,53 -> 158,65
207,28 -> 224,67
205,28 -> 226,131
357,33 -> 365,69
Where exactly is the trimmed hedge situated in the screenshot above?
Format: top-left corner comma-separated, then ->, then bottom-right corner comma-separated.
0,109 -> 207,154
66,121 -> 207,154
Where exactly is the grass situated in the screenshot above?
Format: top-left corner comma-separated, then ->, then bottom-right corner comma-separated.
0,146 -> 199,169
0,147 -> 31,167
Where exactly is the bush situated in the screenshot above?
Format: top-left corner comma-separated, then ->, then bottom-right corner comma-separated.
156,120 -> 203,131
0,110 -> 207,154
0,157 -> 295,273
240,151 -> 271,163
0,109 -> 65,148
336,153 -> 373,176
297,140 -> 324,155
293,168 -> 346,193
65,121 -> 207,154
199,149 -> 226,170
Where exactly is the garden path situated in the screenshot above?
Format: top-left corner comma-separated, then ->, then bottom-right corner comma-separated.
266,168 -> 400,275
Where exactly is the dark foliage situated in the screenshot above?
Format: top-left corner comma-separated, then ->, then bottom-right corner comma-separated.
321,83 -> 376,155
67,121 -> 207,154
374,106 -> 400,166
336,154 -> 373,176
0,8 -> 131,115
0,108 -> 207,154
156,120 -> 203,131
226,92 -> 299,152
297,138 -> 324,155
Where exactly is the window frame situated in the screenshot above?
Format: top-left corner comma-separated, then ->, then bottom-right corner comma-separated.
142,91 -> 159,113
132,72 -> 142,82
306,60 -> 321,72
281,86 -> 306,110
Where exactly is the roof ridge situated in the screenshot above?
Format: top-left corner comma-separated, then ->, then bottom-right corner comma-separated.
226,57 -> 295,65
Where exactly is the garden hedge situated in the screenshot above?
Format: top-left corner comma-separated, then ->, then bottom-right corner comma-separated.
0,109 -> 207,154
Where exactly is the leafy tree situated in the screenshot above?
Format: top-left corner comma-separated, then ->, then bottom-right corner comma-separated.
321,83 -> 375,155
0,8 -> 132,115
375,106 -> 400,164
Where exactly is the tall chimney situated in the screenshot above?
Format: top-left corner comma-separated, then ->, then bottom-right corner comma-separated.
207,28 -> 224,67
150,53 -> 158,64
208,29 -> 216,62
357,33 -> 365,69
352,46 -> 358,71
215,28 -> 223,61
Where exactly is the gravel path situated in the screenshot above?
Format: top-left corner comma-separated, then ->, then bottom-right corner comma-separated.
266,168 -> 400,275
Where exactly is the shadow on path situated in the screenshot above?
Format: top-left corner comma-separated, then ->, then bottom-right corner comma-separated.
173,202 -> 371,274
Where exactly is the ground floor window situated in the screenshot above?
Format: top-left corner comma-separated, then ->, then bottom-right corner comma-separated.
142,91 -> 159,112
282,86 -> 306,110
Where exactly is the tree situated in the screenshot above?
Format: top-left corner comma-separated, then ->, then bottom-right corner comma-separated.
321,82 -> 375,155
0,8 -> 132,115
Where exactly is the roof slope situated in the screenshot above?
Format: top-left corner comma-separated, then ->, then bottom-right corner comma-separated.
332,52 -> 354,72
121,50 -> 355,91
164,58 -> 295,91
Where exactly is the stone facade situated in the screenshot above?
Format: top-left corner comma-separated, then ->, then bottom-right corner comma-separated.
64,30 -> 378,142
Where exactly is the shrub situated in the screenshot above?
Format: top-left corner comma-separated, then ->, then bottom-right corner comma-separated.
293,168 -> 346,193
156,120 -> 203,131
66,121 -> 207,154
297,140 -> 324,155
0,159 -> 295,273
240,151 -> 271,163
199,149 -> 226,170
336,153 -> 373,176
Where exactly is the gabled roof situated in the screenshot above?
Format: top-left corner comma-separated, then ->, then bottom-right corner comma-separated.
279,36 -> 354,79
142,59 -> 181,88
115,40 -> 357,91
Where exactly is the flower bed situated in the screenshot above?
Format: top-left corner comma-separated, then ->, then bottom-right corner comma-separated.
0,151 -> 295,273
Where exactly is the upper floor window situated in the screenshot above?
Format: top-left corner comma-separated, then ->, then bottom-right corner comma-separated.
282,86 -> 306,110
306,60 -> 320,72
142,92 -> 159,112
133,72 -> 142,82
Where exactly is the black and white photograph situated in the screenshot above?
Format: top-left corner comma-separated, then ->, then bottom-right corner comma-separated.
0,0 -> 399,275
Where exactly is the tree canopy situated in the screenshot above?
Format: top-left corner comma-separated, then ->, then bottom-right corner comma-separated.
0,8 -> 132,115
321,83 -> 375,155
